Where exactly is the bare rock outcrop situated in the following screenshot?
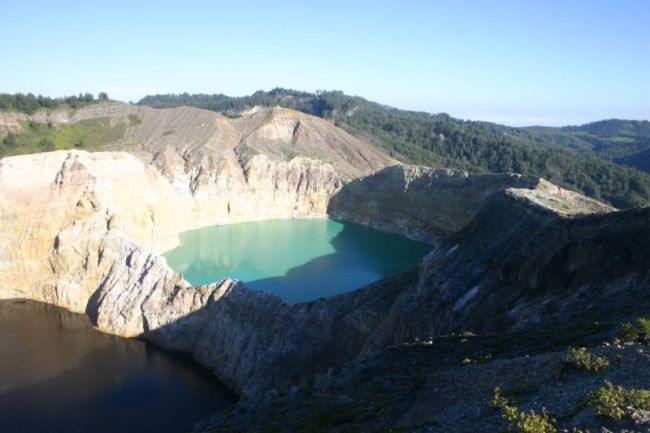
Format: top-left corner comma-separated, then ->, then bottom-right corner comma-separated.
328,164 -> 613,242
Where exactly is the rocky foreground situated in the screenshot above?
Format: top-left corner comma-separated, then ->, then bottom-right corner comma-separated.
0,103 -> 648,432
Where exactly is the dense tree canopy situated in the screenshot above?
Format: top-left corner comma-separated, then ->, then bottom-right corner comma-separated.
0,93 -> 109,114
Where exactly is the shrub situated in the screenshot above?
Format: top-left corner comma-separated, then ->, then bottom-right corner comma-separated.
491,388 -> 556,433
502,405 -> 556,433
3,132 -> 16,147
619,322 -> 637,342
490,386 -> 510,409
618,317 -> 650,342
564,347 -> 609,372
588,380 -> 650,420
40,137 -> 55,151
127,113 -> 142,125
639,317 -> 650,334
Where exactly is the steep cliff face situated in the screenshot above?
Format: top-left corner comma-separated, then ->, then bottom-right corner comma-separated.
441,192 -> 649,330
0,147 -> 345,313
367,190 -> 650,351
0,151 -> 180,310
328,165 -> 612,242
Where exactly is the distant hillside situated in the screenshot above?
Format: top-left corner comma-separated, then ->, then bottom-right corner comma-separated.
519,119 -> 650,172
139,90 -> 650,208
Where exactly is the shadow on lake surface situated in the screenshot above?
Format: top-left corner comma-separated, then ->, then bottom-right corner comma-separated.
0,299 -> 236,433
164,219 -> 432,303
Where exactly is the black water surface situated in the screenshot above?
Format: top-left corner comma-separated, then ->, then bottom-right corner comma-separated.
0,299 -> 236,433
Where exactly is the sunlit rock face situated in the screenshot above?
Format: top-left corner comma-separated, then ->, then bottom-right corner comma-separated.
0,146 -> 348,312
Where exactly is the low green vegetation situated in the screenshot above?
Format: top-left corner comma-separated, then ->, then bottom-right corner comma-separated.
490,386 -> 511,409
0,118 -> 126,158
0,92 -> 109,114
462,351 -> 493,364
491,387 -> 556,433
502,406 -> 556,433
563,347 -> 609,372
139,89 -> 650,208
618,317 -> 650,342
490,385 -> 541,410
127,113 -> 142,125
588,380 -> 650,420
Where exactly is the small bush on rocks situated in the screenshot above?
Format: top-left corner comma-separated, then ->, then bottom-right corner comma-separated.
618,317 -> 650,342
588,380 -> 650,420
490,387 -> 510,409
502,406 -> 556,433
564,347 -> 609,372
491,388 -> 556,433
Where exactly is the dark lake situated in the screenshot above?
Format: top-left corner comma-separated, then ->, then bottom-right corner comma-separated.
164,219 -> 432,302
0,299 -> 236,433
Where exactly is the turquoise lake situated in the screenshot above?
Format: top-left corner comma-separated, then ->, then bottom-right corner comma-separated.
164,219 -> 432,302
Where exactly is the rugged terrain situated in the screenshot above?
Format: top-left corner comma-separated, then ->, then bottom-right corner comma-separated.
0,102 -> 649,432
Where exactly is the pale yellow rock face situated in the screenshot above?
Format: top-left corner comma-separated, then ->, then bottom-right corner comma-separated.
0,148 -> 345,315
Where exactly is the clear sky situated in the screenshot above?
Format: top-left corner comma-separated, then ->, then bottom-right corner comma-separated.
1,0 -> 648,126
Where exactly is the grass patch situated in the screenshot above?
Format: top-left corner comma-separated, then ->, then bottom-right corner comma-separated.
1,118 -> 126,157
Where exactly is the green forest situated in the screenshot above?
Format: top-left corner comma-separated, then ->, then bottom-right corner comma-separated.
140,89 -> 650,208
0,92 -> 109,114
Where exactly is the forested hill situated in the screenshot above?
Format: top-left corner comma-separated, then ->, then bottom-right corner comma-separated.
0,93 -> 110,114
139,90 -> 650,208
520,119 -> 650,173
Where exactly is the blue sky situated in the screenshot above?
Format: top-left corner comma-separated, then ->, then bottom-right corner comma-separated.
1,0 -> 648,126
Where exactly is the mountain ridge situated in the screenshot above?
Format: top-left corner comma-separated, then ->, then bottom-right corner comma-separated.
139,89 -> 650,208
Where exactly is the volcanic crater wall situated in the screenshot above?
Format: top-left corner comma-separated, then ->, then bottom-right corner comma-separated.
0,103 -> 638,397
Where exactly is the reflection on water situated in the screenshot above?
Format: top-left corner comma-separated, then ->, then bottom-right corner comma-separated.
0,300 -> 236,433
164,219 -> 432,302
